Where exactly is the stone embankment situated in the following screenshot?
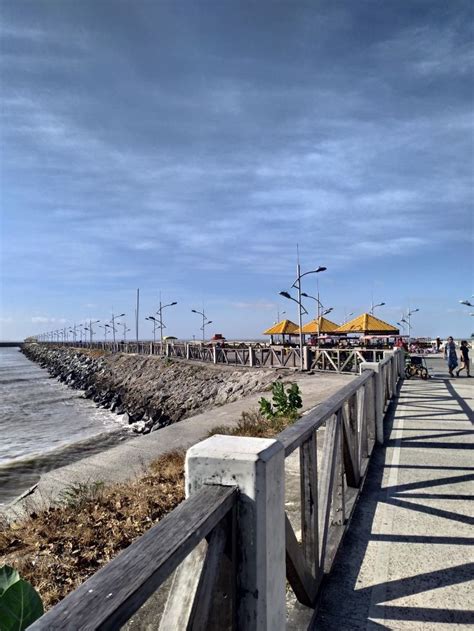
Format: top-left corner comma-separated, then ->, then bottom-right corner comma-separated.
22,344 -> 280,433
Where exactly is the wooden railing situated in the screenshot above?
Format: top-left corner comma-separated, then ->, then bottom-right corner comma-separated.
29,485 -> 238,630
308,348 -> 386,372
30,350 -> 402,630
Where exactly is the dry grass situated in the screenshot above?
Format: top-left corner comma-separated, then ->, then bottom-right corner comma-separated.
209,408 -> 297,439
0,407 -> 298,612
0,451 -> 185,610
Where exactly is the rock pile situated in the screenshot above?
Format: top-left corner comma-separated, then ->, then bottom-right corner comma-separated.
22,344 -> 279,433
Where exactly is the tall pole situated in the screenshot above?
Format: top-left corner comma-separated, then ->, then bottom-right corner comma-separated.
136,288 -> 139,344
160,300 -> 164,344
297,262 -> 303,370
317,280 -> 321,343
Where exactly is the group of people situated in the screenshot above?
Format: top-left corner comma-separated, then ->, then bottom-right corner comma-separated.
444,338 -> 471,378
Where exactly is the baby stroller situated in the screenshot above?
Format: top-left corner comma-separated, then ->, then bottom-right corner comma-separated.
405,355 -> 429,380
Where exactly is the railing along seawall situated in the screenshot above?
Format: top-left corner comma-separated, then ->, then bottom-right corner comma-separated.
30,349 -> 403,630
39,341 -> 397,373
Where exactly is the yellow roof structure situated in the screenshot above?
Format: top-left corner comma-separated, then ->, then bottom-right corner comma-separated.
333,313 -> 399,335
263,319 -> 300,335
298,316 -> 339,334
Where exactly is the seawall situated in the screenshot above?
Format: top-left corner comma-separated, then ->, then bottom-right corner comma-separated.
22,343 -> 281,434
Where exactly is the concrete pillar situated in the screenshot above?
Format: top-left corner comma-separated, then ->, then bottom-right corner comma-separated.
360,362 -> 384,444
212,345 -> 217,364
303,345 -> 310,371
186,435 -> 286,631
166,343 -> 171,357
186,343 -> 190,360
248,344 -> 255,367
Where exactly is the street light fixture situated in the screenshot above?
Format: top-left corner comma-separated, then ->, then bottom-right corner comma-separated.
460,300 -> 474,307
370,301 -> 385,315
111,313 -> 125,344
281,261 -> 327,370
156,301 -> 177,344
301,292 -> 334,338
279,292 -> 309,315
192,309 -> 212,342
86,320 -> 100,344
406,308 -> 419,341
146,315 -> 164,343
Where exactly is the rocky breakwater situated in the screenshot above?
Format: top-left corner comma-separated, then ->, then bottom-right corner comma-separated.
22,344 -> 279,433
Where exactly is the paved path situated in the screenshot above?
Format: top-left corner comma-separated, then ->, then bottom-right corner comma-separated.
312,362 -> 473,630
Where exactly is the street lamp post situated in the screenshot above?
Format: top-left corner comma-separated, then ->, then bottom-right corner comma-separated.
301,292 -> 333,341
89,320 -> 100,344
370,301 -> 385,315
191,309 -> 212,342
157,301 -> 177,344
344,311 -> 354,324
145,316 -> 161,343
111,313 -> 125,344
280,263 -> 327,369
406,308 -> 419,341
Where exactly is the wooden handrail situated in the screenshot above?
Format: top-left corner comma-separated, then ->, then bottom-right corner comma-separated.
277,370 -> 373,456
29,485 -> 238,631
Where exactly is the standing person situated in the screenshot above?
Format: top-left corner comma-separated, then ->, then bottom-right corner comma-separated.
444,336 -> 458,377
456,341 -> 471,377
436,337 -> 442,352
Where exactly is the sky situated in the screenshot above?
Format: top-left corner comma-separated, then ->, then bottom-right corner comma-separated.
1,0 -> 473,341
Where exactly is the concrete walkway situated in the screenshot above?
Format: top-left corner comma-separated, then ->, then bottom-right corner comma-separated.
312,364 -> 474,630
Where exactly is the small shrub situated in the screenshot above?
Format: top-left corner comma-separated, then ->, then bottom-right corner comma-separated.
259,382 -> 303,420
59,481 -> 105,508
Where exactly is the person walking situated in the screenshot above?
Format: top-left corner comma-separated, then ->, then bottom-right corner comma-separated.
444,336 -> 458,377
456,341 -> 471,377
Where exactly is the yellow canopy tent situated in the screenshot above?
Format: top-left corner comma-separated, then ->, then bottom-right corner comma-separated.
333,313 -> 399,335
263,319 -> 299,344
297,316 -> 339,335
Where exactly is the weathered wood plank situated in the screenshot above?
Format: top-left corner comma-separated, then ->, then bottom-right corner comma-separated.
29,485 -> 238,631
285,513 -> 318,606
300,433 -> 319,578
188,519 -> 229,630
318,414 -> 340,571
277,371 -> 372,456
331,412 -> 345,529
358,385 -> 368,463
159,541 -> 207,630
342,403 -> 360,488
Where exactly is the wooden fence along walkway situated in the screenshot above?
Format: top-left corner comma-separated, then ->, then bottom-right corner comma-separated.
30,350 -> 403,630
46,340 -> 389,373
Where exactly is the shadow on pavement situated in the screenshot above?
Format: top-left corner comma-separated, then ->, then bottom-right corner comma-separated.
310,377 -> 474,631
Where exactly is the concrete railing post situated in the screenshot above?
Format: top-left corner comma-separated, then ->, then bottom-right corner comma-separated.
166,343 -> 171,358
186,343 -> 190,360
186,435 -> 286,631
361,362 -> 384,444
248,344 -> 255,367
212,345 -> 217,364
303,345 -> 310,371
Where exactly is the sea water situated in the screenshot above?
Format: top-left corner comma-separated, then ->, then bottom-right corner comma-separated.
0,347 -> 130,506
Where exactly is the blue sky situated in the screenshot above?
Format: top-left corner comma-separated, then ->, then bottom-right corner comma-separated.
1,0 -> 473,341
